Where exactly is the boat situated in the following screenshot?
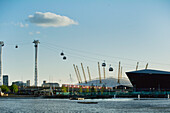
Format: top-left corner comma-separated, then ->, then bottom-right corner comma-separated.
70,97 -> 84,100
77,102 -> 98,104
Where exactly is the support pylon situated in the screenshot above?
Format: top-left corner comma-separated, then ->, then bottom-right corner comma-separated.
33,40 -> 40,86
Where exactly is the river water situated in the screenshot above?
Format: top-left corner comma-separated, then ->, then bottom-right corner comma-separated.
0,98 -> 170,113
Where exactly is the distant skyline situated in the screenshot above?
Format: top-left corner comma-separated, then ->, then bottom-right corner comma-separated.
1,0 -> 170,86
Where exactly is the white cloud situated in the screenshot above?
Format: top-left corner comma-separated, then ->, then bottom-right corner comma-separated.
28,12 -> 78,27
29,31 -> 40,35
25,24 -> 29,27
20,23 -> 24,27
36,31 -> 40,34
14,22 -> 29,28
29,32 -> 33,35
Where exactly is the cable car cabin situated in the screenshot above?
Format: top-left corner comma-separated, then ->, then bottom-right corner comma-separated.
60,52 -> 64,56
102,62 -> 106,67
109,67 -> 113,71
63,56 -> 66,60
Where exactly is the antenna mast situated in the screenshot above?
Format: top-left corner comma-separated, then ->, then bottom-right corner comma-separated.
0,41 -> 4,86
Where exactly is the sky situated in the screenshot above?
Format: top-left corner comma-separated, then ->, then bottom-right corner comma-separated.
1,0 -> 170,86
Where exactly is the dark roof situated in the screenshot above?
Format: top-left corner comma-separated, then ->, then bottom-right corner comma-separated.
43,83 -> 59,85
126,69 -> 170,74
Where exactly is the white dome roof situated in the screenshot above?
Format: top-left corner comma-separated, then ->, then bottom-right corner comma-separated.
78,77 -> 132,87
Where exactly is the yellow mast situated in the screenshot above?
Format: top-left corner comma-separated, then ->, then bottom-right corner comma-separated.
145,63 -> 148,69
73,64 -> 80,83
87,66 -> 92,81
120,66 -> 122,79
118,61 -> 121,84
98,62 -> 102,84
136,62 -> 139,71
76,65 -> 82,83
102,61 -> 106,79
81,63 -> 87,83
103,67 -> 106,79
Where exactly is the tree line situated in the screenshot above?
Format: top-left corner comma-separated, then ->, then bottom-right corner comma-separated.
0,84 -> 18,93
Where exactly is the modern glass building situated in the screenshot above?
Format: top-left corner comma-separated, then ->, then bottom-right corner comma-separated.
3,75 -> 8,86
126,69 -> 170,91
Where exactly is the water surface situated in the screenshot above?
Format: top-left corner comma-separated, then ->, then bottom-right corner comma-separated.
0,98 -> 170,113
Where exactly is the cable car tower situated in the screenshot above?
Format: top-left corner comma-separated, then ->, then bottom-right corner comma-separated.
0,41 -> 4,86
33,40 -> 40,86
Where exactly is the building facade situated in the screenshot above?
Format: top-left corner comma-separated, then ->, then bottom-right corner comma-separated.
26,80 -> 30,87
12,81 -> 26,87
42,81 -> 59,87
3,75 -> 8,86
126,69 -> 170,91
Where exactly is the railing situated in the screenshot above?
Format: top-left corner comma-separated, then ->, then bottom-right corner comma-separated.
56,91 -> 170,96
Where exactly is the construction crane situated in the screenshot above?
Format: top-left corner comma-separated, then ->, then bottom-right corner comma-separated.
73,64 -> 80,83
76,65 -> 82,83
117,61 -> 121,84
81,63 -> 87,84
87,66 -> 92,81
136,62 -> 139,71
98,62 -> 102,84
145,63 -> 148,69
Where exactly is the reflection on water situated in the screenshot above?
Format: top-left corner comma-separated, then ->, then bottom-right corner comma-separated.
0,98 -> 170,113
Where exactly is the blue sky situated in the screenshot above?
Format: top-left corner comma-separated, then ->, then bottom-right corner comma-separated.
1,0 -> 170,86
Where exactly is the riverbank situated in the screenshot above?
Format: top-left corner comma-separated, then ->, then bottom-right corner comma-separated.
1,91 -> 170,99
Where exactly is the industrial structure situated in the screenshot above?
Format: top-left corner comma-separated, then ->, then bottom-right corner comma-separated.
0,41 -> 4,86
126,69 -> 170,91
33,40 -> 40,86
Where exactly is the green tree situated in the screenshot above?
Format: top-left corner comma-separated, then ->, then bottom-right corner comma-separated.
11,84 -> 18,93
94,87 -> 97,93
79,86 -> 83,93
62,85 -> 67,93
101,84 -> 106,95
86,88 -> 90,93
0,85 -> 10,92
101,87 -> 105,95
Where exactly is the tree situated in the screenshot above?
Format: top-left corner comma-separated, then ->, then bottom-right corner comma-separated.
101,87 -> 105,95
0,85 -> 10,92
101,84 -> 106,95
86,88 -> 90,93
79,86 -> 83,93
11,84 -> 18,93
62,85 -> 67,93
